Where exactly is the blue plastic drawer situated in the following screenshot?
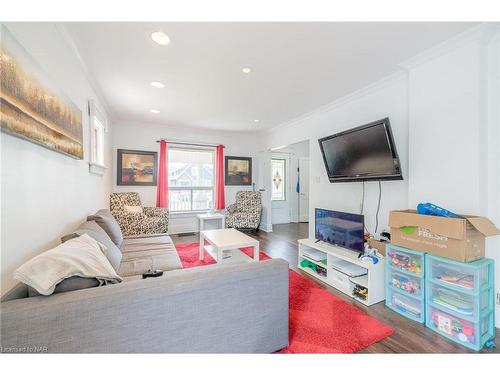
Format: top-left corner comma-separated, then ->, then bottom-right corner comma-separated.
426,305 -> 495,351
426,255 -> 492,294
427,283 -> 491,322
386,288 -> 425,323
387,245 -> 424,277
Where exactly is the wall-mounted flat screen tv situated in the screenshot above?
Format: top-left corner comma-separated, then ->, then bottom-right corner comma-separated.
318,118 -> 403,183
315,209 -> 364,253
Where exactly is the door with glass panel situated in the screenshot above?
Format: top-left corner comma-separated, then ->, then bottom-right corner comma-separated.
271,154 -> 290,224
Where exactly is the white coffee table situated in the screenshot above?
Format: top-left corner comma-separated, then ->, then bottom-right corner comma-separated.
199,228 -> 259,264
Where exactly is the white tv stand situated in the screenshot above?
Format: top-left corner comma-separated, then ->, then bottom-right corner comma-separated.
297,238 -> 385,306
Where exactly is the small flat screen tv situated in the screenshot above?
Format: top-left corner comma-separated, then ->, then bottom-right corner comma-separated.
318,118 -> 403,183
315,209 -> 364,253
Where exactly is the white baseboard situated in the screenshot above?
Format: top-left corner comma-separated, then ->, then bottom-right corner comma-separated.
259,223 -> 273,232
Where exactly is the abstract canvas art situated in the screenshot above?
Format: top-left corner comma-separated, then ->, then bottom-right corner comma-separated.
117,149 -> 158,186
225,156 -> 252,185
0,25 -> 83,159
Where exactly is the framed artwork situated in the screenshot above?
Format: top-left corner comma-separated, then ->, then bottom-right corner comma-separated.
0,25 -> 83,159
225,156 -> 252,186
117,149 -> 158,186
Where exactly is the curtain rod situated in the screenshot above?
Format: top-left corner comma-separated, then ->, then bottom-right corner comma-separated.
156,140 -> 225,148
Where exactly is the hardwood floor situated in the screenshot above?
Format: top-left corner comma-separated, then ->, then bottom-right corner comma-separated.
171,223 -> 499,354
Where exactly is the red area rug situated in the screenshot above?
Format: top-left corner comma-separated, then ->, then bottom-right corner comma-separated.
175,242 -> 393,353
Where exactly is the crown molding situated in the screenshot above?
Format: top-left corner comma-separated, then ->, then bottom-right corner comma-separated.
400,23 -> 499,71
55,23 -> 116,123
117,119 -> 259,136
264,70 -> 407,135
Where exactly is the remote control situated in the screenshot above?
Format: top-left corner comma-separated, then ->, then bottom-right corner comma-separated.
142,270 -> 164,279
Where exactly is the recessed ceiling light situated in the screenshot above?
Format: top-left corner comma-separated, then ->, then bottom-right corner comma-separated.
241,67 -> 252,74
151,31 -> 170,46
151,81 -> 165,88
254,119 -> 260,123
150,109 -> 160,114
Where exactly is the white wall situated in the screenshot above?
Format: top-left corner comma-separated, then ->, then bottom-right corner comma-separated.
407,42 -> 482,212
112,121 -> 262,234
406,24 -> 500,327
263,73 -> 410,239
1,23 -> 113,294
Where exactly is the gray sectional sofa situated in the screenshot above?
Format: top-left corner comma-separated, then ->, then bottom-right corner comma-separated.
0,209 -> 289,353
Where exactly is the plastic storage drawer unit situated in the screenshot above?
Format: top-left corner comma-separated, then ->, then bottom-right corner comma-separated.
387,288 -> 424,322
387,244 -> 424,276
426,255 -> 491,293
425,254 -> 495,351
386,244 -> 426,323
426,306 -> 494,351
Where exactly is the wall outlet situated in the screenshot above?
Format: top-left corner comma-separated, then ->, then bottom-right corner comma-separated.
497,292 -> 500,306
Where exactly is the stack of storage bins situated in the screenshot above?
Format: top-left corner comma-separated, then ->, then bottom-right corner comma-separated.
385,244 -> 426,323
425,255 -> 495,351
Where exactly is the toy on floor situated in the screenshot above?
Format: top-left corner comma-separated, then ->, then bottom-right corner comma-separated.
390,273 -> 421,295
430,310 -> 476,344
388,251 -> 422,275
432,288 -> 474,315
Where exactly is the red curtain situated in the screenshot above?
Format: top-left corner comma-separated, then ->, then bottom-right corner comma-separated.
156,140 -> 169,208
214,144 -> 225,210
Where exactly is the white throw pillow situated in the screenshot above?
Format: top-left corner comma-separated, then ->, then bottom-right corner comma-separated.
13,234 -> 122,296
124,205 -> 143,214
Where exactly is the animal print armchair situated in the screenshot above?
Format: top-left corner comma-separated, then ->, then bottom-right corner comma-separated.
110,192 -> 169,236
225,191 -> 262,231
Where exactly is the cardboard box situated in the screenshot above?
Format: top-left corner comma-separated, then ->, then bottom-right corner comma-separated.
389,209 -> 500,262
367,238 -> 387,256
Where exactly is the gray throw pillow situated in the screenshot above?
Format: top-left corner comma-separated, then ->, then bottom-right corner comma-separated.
28,276 -> 100,297
61,220 -> 122,271
87,209 -> 123,247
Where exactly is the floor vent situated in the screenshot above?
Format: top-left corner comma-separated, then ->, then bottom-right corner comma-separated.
177,232 -> 196,237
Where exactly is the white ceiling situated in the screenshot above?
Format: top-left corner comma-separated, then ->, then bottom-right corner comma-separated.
65,22 -> 478,132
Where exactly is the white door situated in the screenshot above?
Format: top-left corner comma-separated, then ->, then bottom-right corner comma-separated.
298,157 -> 310,222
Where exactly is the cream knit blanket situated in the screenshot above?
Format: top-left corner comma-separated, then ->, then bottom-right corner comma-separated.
14,234 -> 122,295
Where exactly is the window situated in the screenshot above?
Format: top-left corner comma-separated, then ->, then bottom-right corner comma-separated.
271,158 -> 286,201
168,147 -> 215,212
89,100 -> 107,175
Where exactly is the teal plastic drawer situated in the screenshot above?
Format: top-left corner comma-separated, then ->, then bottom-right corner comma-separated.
387,268 -> 423,297
386,288 -> 425,323
426,305 -> 494,351
427,284 -> 491,322
426,255 -> 492,294
387,245 -> 424,277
